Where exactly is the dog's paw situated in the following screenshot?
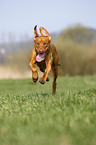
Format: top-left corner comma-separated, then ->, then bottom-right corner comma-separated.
46,77 -> 49,82
39,78 -> 45,84
32,77 -> 38,83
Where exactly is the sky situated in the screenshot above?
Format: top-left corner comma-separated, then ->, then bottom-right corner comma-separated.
0,0 -> 96,42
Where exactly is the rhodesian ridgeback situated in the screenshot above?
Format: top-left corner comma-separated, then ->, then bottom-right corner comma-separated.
29,25 -> 59,93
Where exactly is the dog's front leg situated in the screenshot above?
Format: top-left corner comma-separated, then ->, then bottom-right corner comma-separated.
29,47 -> 38,82
39,53 -> 52,84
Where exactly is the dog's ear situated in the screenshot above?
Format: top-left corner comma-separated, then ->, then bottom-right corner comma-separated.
34,25 -> 39,39
40,27 -> 51,41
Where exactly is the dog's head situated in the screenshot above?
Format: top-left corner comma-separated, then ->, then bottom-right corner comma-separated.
34,25 -> 51,54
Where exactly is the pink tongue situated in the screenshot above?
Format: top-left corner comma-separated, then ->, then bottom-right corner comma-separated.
36,53 -> 46,62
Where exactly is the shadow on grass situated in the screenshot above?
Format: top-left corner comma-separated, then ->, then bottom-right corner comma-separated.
28,80 -> 38,85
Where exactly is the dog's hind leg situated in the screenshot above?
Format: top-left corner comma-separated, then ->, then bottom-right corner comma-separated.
52,66 -> 58,94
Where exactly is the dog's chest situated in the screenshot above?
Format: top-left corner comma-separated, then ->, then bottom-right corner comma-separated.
36,53 -> 46,62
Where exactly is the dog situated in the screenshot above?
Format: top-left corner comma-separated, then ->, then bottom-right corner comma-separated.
29,25 -> 59,93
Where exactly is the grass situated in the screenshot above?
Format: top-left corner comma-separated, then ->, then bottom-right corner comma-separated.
0,76 -> 96,145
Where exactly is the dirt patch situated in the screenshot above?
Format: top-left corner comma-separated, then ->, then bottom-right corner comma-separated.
0,66 -> 43,79
0,66 -> 31,79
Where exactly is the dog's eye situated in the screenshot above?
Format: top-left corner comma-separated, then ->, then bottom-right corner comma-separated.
44,43 -> 47,45
36,43 -> 39,45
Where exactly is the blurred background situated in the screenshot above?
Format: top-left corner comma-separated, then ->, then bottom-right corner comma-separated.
0,0 -> 96,78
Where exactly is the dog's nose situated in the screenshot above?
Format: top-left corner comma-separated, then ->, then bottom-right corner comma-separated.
39,50 -> 43,53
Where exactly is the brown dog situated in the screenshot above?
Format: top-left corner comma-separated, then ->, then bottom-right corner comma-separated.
29,25 -> 59,93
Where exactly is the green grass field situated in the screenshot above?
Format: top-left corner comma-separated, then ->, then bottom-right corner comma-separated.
0,76 -> 96,145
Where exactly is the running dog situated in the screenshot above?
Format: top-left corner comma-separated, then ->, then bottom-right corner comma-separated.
29,25 -> 59,93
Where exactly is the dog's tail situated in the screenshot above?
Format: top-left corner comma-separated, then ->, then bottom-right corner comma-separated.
34,25 -> 39,37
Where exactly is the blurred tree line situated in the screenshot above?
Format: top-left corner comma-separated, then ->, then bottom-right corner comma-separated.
4,25 -> 96,76
53,25 -> 96,75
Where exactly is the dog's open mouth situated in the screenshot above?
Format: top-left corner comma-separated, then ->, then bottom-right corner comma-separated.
36,53 -> 46,62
